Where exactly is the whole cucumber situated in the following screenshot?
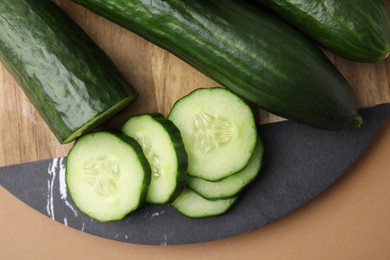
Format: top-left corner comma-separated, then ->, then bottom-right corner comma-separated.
253,0 -> 390,62
72,0 -> 362,129
0,0 -> 138,143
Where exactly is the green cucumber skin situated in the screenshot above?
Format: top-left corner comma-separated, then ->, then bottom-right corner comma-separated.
114,131 -> 152,208
146,114 -> 188,203
0,0 -> 137,143
123,113 -> 188,203
72,0 -> 360,130
254,0 -> 390,62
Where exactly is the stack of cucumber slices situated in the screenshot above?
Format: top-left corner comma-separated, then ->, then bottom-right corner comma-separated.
66,88 -> 264,221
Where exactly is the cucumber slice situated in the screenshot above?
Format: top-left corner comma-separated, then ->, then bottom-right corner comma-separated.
66,131 -> 151,222
187,136 -> 264,200
172,188 -> 237,218
122,113 -> 188,204
168,88 -> 257,181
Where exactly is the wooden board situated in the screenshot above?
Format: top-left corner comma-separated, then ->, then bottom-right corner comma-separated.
0,0 -> 389,168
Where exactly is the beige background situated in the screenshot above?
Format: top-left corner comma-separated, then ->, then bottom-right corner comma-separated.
1,1 -> 390,259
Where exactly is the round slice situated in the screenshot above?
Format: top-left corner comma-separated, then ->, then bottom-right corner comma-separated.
66,131 -> 151,222
187,136 -> 264,200
122,113 -> 188,204
168,88 -> 257,181
172,188 -> 238,218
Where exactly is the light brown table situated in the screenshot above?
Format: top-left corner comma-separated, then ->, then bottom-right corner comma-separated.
1,1 -> 389,259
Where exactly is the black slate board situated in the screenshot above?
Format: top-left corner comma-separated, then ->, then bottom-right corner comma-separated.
1,104 -> 389,245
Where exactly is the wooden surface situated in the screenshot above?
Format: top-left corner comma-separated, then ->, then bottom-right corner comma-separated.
0,1 -> 390,259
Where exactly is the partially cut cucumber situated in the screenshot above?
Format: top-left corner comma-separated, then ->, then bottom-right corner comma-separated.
66,131 -> 151,222
187,136 -> 264,200
122,113 -> 188,204
0,0 -> 138,143
172,188 -> 238,218
168,88 -> 257,181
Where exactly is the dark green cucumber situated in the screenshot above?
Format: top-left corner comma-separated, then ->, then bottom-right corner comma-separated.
0,0 -> 137,143
72,0 -> 361,130
253,0 -> 390,62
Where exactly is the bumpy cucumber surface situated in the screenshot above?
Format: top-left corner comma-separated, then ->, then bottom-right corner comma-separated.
0,0 -> 137,143
254,0 -> 390,62
66,131 -> 151,222
169,88 -> 257,181
72,0 -> 361,129
172,188 -> 238,218
122,113 -> 187,204
187,136 -> 264,200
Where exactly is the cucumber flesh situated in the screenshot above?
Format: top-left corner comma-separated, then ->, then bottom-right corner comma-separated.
172,188 -> 237,218
187,136 -> 264,200
122,113 -> 187,204
66,131 -> 151,222
169,88 -> 257,181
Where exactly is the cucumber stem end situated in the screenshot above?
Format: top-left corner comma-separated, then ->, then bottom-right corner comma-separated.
352,115 -> 363,128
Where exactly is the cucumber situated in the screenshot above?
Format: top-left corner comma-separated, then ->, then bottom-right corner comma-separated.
121,113 -> 187,204
254,0 -> 390,62
0,0 -> 137,144
187,136 -> 264,200
66,131 -> 151,222
72,0 -> 361,130
172,188 -> 238,218
168,88 -> 257,181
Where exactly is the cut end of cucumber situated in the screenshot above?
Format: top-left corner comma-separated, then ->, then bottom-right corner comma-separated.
352,115 -> 363,128
66,131 -> 150,222
169,88 -> 257,181
192,110 -> 238,157
187,135 -> 264,200
122,113 -> 188,204
172,189 -> 238,218
81,156 -> 121,197
133,132 -> 163,178
62,96 -> 137,144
